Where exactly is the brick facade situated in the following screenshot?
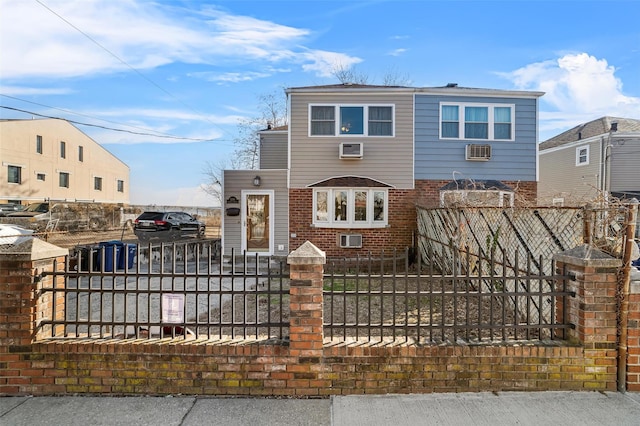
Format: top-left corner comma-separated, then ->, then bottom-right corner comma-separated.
288,188 -> 417,257
2,240 -> 638,396
288,180 -> 537,257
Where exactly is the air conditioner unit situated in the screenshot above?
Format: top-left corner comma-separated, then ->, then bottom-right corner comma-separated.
465,144 -> 491,161
339,142 -> 363,159
339,234 -> 363,248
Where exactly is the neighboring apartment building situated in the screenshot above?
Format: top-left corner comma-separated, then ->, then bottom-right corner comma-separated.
223,84 -> 543,257
538,116 -> 640,205
0,118 -> 130,205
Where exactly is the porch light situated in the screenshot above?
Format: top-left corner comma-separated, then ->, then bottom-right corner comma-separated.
253,176 -> 261,187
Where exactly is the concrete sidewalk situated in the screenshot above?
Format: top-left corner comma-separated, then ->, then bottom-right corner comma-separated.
2,391 -> 640,426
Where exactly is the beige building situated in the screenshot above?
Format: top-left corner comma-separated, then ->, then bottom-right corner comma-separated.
0,118 -> 130,205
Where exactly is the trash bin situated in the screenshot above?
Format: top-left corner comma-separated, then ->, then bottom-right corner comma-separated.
126,244 -> 136,269
98,240 -> 124,272
74,245 -> 99,271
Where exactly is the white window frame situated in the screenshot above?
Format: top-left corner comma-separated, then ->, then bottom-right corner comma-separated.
35,171 -> 46,181
312,188 -> 388,228
309,104 -> 395,137
575,145 -> 589,166
439,102 -> 515,141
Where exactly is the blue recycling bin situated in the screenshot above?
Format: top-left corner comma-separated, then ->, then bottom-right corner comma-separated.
98,241 -> 122,272
126,243 -> 136,269
96,241 -> 136,271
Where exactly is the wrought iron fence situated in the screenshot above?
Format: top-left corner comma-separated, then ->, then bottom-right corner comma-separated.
323,248 -> 574,344
38,240 -> 290,341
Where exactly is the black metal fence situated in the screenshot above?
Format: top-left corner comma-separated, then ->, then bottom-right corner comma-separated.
323,248 -> 575,344
39,239 -> 289,341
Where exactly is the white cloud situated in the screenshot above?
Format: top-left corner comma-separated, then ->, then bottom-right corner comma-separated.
500,53 -> 640,139
301,50 -> 363,78
388,48 -> 408,57
0,86 -> 73,96
0,0 -> 358,80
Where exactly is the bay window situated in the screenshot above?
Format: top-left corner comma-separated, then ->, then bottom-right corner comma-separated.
313,188 -> 388,228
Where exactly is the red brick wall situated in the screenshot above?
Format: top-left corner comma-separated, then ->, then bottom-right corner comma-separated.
415,180 -> 538,207
288,188 -> 417,257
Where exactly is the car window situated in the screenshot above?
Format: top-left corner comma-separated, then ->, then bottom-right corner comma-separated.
137,212 -> 164,221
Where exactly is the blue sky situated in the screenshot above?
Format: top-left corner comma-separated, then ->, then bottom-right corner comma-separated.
1,0 -> 639,206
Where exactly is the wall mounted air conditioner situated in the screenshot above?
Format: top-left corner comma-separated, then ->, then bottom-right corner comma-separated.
465,144 -> 492,161
339,142 -> 363,159
339,234 -> 363,248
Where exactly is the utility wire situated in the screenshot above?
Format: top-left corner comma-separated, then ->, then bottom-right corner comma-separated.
33,0 -> 235,140
1,105 -> 222,141
0,94 -> 226,141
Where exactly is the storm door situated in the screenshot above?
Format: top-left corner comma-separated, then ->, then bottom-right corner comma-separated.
241,190 -> 273,254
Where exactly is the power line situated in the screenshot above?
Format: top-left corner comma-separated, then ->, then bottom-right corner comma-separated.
0,94 -> 220,141
1,105 -> 222,142
33,0 -> 235,139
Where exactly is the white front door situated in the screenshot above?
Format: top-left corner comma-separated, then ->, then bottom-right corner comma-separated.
241,190 -> 273,255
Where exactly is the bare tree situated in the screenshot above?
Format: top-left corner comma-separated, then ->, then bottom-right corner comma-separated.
202,89 -> 288,201
381,67 -> 411,86
232,88 -> 288,170
332,64 -> 370,85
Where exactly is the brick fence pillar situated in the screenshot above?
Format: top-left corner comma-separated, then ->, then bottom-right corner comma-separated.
287,241 -> 326,358
0,238 -> 68,395
554,244 -> 622,391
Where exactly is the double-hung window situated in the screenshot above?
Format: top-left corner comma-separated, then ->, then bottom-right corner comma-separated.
576,146 -> 589,166
440,103 -> 514,141
117,180 -> 124,192
94,176 -> 102,191
313,188 -> 387,228
310,105 -> 394,136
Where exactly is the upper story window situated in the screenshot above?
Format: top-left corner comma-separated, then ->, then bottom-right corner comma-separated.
36,135 -> 43,154
310,105 -> 394,137
440,103 -> 514,141
60,141 -> 66,159
36,173 -> 46,181
78,146 -> 84,162
313,188 -> 387,228
576,145 -> 589,166
94,176 -> 102,191
7,165 -> 22,184
117,180 -> 124,192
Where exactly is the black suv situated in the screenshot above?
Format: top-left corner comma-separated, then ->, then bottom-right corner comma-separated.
133,211 -> 205,241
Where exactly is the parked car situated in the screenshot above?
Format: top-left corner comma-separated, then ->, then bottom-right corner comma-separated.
134,211 -> 205,241
0,203 -> 24,217
7,202 -> 49,217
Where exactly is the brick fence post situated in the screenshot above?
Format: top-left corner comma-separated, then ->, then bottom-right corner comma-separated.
554,244 -> 622,391
287,241 -> 326,358
0,238 -> 68,395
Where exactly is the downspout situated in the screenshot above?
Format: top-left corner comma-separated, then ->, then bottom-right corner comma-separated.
618,198 -> 639,392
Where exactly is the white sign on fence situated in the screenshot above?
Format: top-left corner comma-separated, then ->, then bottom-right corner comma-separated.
162,294 -> 184,324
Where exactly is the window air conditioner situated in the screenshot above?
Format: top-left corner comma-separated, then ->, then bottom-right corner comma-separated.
339,234 -> 363,248
465,144 -> 491,161
339,142 -> 363,159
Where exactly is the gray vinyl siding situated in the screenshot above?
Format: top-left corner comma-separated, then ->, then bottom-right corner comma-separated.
260,131 -> 288,169
289,92 -> 414,189
538,140 -> 602,203
610,139 -> 640,193
222,169 -> 289,256
414,95 -> 538,181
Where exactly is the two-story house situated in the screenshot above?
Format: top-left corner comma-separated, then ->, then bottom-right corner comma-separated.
538,116 -> 640,205
222,84 -> 543,257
